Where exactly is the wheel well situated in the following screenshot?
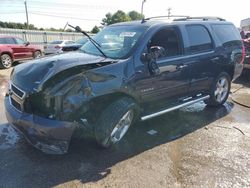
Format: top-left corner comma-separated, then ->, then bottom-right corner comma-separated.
88,92 -> 140,122
33,50 -> 42,56
225,67 -> 234,81
0,52 -> 13,60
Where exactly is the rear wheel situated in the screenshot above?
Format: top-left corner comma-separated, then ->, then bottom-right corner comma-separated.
95,97 -> 137,148
0,54 -> 12,69
34,51 -> 42,59
205,72 -> 231,107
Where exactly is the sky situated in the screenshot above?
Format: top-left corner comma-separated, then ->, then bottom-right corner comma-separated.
0,0 -> 249,31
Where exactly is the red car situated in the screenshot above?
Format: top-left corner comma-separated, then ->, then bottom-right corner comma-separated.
0,35 -> 42,69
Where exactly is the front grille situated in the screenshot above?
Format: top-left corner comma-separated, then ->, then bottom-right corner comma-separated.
11,83 -> 25,99
9,82 -> 26,112
10,97 -> 22,111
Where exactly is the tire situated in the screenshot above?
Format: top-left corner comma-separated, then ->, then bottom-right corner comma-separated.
205,72 -> 231,107
0,54 -> 12,69
95,97 -> 138,148
34,51 -> 42,59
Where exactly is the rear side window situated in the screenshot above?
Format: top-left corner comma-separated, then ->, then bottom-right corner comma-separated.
211,24 -> 241,46
49,40 -> 63,44
65,41 -> 75,44
5,38 -> 16,44
186,25 -> 213,53
0,38 -> 6,44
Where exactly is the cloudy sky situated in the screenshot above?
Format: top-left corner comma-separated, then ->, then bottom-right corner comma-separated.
0,0 -> 249,31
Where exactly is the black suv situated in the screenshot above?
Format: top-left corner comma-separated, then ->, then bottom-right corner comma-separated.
5,17 -> 244,154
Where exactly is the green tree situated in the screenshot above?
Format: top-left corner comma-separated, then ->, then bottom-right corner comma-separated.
101,13 -> 113,26
128,11 -> 143,20
101,10 -> 131,26
91,25 -> 100,34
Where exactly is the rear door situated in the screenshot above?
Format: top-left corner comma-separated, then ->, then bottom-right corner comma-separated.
184,24 -> 217,94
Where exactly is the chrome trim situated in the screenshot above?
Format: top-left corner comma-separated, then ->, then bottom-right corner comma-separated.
9,95 -> 22,113
157,51 -> 215,63
141,95 -> 210,121
10,82 -> 26,100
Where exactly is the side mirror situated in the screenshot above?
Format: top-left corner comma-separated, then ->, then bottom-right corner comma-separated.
25,41 -> 30,46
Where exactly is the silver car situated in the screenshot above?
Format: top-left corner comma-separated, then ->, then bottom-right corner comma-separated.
44,40 -> 75,54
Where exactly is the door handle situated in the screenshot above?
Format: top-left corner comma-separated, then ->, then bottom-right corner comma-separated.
177,64 -> 188,70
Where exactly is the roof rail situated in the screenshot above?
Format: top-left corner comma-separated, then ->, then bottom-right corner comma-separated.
141,15 -> 189,23
173,16 -> 226,21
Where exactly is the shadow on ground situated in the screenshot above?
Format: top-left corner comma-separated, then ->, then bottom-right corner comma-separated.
0,100 -> 234,187
234,69 -> 250,87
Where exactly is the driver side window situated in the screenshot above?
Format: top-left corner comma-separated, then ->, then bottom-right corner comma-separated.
15,38 -> 26,45
148,27 -> 182,58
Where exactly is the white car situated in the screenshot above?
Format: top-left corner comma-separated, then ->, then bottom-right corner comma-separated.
44,40 -> 75,54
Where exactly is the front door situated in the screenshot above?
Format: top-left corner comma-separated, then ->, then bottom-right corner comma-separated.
134,27 -> 191,114
12,37 -> 33,60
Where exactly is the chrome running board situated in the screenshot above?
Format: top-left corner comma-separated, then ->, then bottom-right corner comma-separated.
141,95 -> 210,121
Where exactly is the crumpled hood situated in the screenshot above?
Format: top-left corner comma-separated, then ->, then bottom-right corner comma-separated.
11,52 -> 108,92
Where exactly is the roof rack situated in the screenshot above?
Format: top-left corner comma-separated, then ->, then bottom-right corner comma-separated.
173,16 -> 226,21
141,16 -> 226,23
141,15 -> 189,23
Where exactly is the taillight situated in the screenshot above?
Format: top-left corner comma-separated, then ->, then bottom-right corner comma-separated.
55,45 -> 61,49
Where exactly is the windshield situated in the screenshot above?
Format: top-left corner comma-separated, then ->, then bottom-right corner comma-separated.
80,25 -> 146,59
76,38 -> 88,45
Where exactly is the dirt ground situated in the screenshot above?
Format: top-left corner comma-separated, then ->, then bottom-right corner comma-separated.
0,66 -> 250,188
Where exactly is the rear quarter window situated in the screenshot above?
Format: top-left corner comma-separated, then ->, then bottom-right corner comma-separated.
5,38 -> 16,44
186,25 -> 213,53
211,24 -> 241,46
0,38 -> 6,44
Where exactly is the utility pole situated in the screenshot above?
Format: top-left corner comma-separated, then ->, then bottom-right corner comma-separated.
167,7 -> 172,19
141,0 -> 146,18
24,0 -> 29,29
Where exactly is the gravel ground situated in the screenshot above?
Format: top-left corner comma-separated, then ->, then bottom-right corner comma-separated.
0,66 -> 250,188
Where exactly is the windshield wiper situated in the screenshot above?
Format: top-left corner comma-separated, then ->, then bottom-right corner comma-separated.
68,24 -> 107,58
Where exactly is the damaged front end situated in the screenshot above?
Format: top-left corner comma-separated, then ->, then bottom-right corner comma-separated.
5,52 -> 119,154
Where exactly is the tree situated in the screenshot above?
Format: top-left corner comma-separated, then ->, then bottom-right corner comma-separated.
101,10 -> 131,26
101,13 -> 113,26
128,11 -> 143,20
111,10 -> 131,24
91,26 -> 100,34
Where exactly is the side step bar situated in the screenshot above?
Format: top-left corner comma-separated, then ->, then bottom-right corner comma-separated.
141,95 -> 210,121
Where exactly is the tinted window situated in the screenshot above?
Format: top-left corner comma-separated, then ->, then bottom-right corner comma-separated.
5,38 -> 16,44
148,27 -> 182,58
65,41 -> 75,44
15,38 -> 25,45
186,25 -> 213,53
49,40 -> 63,44
0,38 -> 6,44
212,24 -> 241,44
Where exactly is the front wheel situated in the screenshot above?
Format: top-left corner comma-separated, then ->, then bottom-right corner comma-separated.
95,97 -> 137,148
205,72 -> 231,107
0,54 -> 12,69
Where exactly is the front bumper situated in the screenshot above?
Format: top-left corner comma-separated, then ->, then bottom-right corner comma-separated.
4,96 -> 77,154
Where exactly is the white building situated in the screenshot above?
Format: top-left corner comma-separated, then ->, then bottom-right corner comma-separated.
241,18 -> 250,31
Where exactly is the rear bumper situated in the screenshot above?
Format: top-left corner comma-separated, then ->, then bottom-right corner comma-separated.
4,96 -> 77,154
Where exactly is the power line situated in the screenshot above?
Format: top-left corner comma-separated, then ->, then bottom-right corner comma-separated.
29,12 -> 100,22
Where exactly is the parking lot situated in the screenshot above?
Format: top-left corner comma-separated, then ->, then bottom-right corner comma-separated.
0,65 -> 249,188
